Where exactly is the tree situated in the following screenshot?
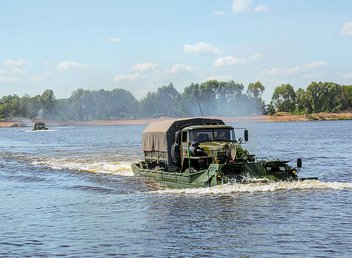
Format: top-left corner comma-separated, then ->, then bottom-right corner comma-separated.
1,95 -> 22,118
139,91 -> 158,117
69,88 -> 87,120
295,88 -> 312,114
155,83 -> 181,116
69,88 -> 138,120
264,102 -> 275,115
40,89 -> 56,118
306,82 -> 342,113
247,81 -> 265,99
247,81 -> 265,114
180,80 -> 248,116
109,88 -> 138,118
340,85 -> 352,111
324,82 -> 342,112
180,83 -> 201,116
20,94 -> 41,119
271,84 -> 296,112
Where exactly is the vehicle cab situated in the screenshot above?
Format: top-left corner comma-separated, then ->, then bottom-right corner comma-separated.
178,125 -> 238,171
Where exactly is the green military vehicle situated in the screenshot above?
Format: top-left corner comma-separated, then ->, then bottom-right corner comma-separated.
131,118 -> 317,188
32,121 -> 48,130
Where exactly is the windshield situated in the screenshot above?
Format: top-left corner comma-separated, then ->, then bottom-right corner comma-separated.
190,128 -> 235,142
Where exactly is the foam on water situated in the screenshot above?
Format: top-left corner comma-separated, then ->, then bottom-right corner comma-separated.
31,157 -> 134,176
25,130 -> 56,132
153,180 -> 352,195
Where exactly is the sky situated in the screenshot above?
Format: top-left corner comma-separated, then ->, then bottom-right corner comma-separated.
1,0 -> 351,102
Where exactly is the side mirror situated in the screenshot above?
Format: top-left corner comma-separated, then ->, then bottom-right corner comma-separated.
244,129 -> 248,142
297,158 -> 302,168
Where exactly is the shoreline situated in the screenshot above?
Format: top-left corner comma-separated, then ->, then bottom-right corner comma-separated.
1,112 -> 352,128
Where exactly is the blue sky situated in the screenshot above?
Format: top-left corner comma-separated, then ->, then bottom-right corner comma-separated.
1,0 -> 351,102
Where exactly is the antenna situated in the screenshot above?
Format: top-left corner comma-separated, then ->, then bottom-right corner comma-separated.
194,90 -> 204,118
195,90 -> 207,130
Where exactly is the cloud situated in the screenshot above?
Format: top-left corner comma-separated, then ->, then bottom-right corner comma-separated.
213,56 -> 246,67
248,53 -> 263,62
341,22 -> 352,36
232,0 -> 252,13
56,61 -> 92,72
114,73 -> 143,82
11,68 -> 27,75
108,37 -> 120,43
232,0 -> 270,14
0,68 -> 20,83
262,61 -> 327,77
262,66 -> 300,77
30,76 -> 46,82
213,53 -> 261,67
0,60 -> 27,83
184,42 -> 223,55
4,59 -> 27,67
213,10 -> 225,16
207,75 -> 233,81
342,74 -> 352,79
132,62 -> 159,72
253,5 -> 270,13
304,61 -> 327,69
168,64 -> 195,74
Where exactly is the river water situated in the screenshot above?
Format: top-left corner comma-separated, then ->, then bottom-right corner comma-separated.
1,120 -> 351,257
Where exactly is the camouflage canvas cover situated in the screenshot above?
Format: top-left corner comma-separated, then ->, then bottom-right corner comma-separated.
142,118 -> 225,165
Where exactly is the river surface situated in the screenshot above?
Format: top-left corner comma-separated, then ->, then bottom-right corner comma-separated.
1,120 -> 351,257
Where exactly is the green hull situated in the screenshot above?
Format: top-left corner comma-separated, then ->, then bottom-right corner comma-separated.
131,160 -> 302,189
132,163 -> 207,188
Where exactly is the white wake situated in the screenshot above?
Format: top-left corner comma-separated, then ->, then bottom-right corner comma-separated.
154,180 -> 352,195
31,157 -> 134,176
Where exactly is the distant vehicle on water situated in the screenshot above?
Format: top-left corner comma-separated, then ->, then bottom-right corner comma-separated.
132,117 -> 318,188
32,121 -> 48,131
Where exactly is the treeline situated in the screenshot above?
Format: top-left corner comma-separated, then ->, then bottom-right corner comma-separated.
0,80 -> 351,121
0,80 -> 265,120
269,82 -> 352,114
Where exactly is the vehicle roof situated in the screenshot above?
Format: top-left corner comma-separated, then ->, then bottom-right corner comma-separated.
142,117 -> 224,134
183,124 -> 234,131
142,117 -> 225,152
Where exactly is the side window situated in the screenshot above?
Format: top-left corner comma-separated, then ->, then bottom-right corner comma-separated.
182,131 -> 187,142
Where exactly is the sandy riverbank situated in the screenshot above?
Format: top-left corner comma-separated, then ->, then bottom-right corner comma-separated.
265,112 -> 352,122
1,112 -> 352,128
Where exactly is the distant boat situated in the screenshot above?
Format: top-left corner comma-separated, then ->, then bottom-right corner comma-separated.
32,121 -> 48,131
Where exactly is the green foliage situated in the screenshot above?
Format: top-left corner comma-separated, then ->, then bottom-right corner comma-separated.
247,81 -> 265,99
247,81 -> 265,114
139,83 -> 181,117
68,88 -> 138,120
40,89 -> 56,118
341,85 -> 352,110
1,79 -> 351,121
270,82 -> 350,114
1,94 -> 26,118
295,88 -> 311,114
180,80 -> 260,116
272,84 -> 296,112
306,82 -> 341,113
264,102 -> 275,115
